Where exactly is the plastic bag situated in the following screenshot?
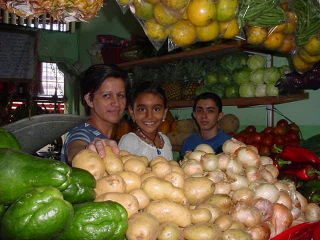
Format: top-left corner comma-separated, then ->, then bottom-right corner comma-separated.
115,0 -> 130,14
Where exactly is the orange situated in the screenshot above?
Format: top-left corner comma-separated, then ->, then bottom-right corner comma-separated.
154,3 -> 179,26
263,32 -> 285,50
284,11 -> 298,34
246,26 -> 268,45
161,0 -> 189,10
133,0 -> 154,20
216,0 -> 238,22
303,35 -> 320,56
170,20 -> 197,47
292,55 -> 313,73
219,18 -> 240,39
196,21 -> 220,41
270,23 -> 286,33
187,0 -> 216,27
144,19 -> 169,40
278,34 -> 296,52
298,48 -> 320,63
145,0 -> 160,3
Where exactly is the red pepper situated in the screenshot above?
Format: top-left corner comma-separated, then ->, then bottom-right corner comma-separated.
273,159 -> 291,169
280,164 -> 320,181
274,145 -> 320,164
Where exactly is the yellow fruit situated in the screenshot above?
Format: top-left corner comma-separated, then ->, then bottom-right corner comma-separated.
298,48 -> 320,63
187,0 -> 216,27
216,0 -> 238,22
170,20 -> 197,47
270,23 -> 286,33
154,3 -> 180,25
246,27 -> 268,45
118,0 -> 132,5
144,19 -> 169,40
161,0 -> 189,10
145,0 -> 160,3
263,32 -> 285,50
278,34 -> 295,53
219,18 -> 240,39
303,35 -> 320,56
292,55 -> 313,72
133,0 -> 154,20
196,21 -> 220,41
284,11 -> 298,34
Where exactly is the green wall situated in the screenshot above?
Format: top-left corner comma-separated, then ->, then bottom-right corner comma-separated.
75,1 -> 320,140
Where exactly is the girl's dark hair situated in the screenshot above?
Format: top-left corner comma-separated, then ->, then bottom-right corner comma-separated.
80,64 -> 128,105
129,81 -> 167,107
193,92 -> 223,113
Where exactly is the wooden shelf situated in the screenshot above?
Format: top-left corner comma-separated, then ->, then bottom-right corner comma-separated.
167,93 -> 309,108
118,41 -> 241,68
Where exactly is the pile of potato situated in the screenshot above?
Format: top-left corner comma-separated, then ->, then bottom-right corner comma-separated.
72,140 -> 320,240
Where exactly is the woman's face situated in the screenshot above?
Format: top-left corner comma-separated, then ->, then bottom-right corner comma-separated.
85,77 -> 126,124
130,92 -> 167,135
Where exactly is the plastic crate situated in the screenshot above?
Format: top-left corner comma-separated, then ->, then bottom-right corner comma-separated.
271,222 -> 320,240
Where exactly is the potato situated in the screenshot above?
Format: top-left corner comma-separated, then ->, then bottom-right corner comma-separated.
191,208 -> 212,224
183,223 -> 222,240
72,149 -> 105,180
95,192 -> 139,217
124,158 -> 146,176
158,222 -> 183,240
164,172 -> 184,189
206,194 -> 233,214
171,165 -> 185,175
126,212 -> 160,240
145,200 -> 191,227
142,177 -> 187,205
183,177 -> 215,205
222,229 -> 251,240
152,161 -> 172,178
168,160 -> 180,167
129,189 -> 150,210
141,172 -> 157,182
117,171 -> 141,192
181,160 -> 203,176
150,156 -> 168,167
197,203 -> 223,223
103,146 -> 123,174
120,150 -> 131,156
215,215 -> 234,231
95,175 -> 125,195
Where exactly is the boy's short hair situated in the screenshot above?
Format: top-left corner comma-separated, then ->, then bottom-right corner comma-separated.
193,92 -> 223,113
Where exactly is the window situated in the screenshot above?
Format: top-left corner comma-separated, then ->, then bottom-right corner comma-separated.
40,62 -> 64,98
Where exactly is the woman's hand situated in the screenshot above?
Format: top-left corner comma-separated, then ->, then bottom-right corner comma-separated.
87,138 -> 120,158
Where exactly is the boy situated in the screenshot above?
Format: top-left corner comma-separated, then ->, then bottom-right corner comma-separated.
181,92 -> 232,157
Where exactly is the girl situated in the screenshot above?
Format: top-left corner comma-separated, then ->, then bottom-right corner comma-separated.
61,64 -> 128,164
119,81 -> 173,161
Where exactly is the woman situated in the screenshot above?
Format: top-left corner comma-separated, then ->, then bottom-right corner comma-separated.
61,64 -> 128,164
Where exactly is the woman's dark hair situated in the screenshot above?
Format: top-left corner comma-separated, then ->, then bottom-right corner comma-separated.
80,64 -> 128,105
129,81 -> 167,108
193,92 -> 223,113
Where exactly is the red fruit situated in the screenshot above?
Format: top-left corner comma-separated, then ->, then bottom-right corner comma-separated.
245,125 -> 257,133
273,126 -> 287,136
288,123 -> 300,132
262,134 -> 274,147
274,136 -> 285,146
251,143 -> 261,152
263,127 -> 273,134
260,145 -> 271,156
287,130 -> 300,142
252,132 -> 264,144
277,119 -> 289,127
235,135 -> 246,143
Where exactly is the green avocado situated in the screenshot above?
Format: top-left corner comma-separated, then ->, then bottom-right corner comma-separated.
0,148 -> 72,205
1,186 -> 74,240
0,128 -> 22,150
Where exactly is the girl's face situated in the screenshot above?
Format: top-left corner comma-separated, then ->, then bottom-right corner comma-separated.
130,92 -> 167,135
85,77 -> 126,125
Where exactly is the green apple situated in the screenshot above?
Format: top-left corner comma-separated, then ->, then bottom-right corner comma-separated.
205,73 -> 218,86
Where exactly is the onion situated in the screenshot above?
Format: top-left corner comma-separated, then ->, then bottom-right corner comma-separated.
217,153 -> 231,170
215,215 -> 233,231
248,224 -> 271,240
222,138 -> 245,154
291,207 -> 302,220
263,164 -> 279,179
205,169 -> 226,183
246,167 -> 262,182
226,159 -> 244,175
188,150 -> 206,161
231,202 -> 262,227
255,183 -> 280,203
305,203 -> 320,222
201,153 -> 219,171
276,191 -> 292,210
252,198 -> 274,222
181,159 -> 203,176
260,169 -> 276,183
271,203 -> 293,236
195,144 -> 215,154
235,147 -> 260,168
228,173 -> 249,191
214,181 -> 231,195
295,191 -> 308,212
260,156 -> 273,165
232,187 -> 255,203
229,221 -> 246,231
274,180 -> 291,192
247,145 -> 259,154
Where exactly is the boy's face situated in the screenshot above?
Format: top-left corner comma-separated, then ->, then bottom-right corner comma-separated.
193,98 -> 223,132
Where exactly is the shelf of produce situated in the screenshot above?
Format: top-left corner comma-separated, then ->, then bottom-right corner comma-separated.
118,41 -> 241,68
167,93 -> 309,109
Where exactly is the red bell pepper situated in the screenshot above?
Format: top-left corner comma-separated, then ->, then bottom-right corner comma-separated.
280,164 -> 320,181
274,145 -> 320,164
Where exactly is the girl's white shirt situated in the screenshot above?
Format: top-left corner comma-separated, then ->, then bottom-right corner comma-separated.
118,132 -> 173,161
